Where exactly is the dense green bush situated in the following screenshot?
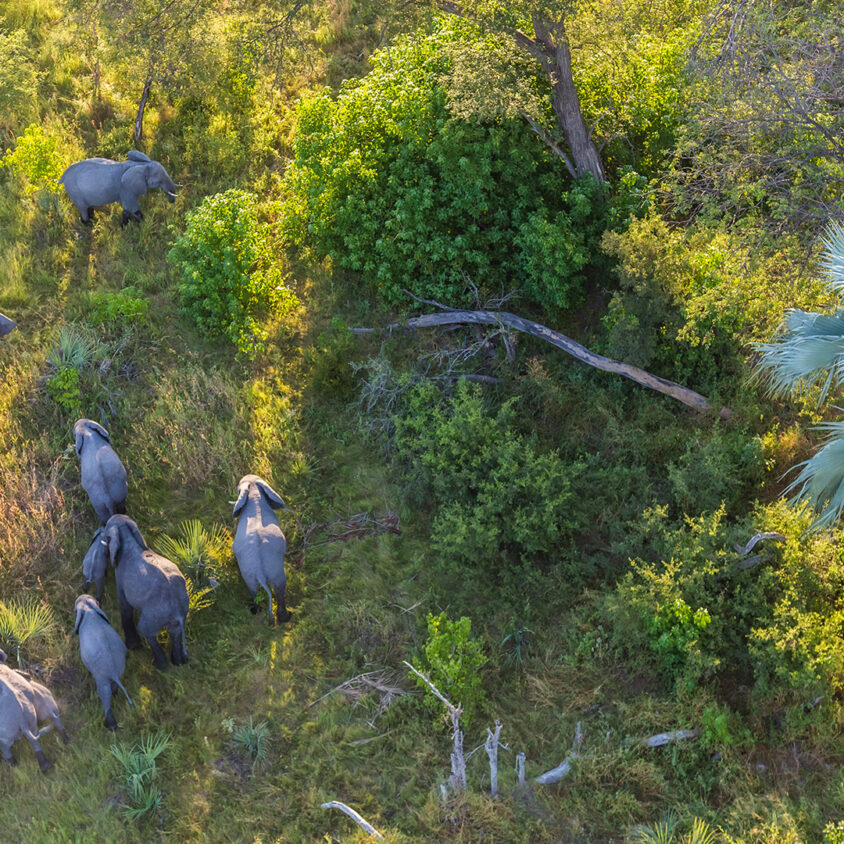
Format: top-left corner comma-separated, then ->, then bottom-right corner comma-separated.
2,123 -> 65,195
392,379 -> 582,570
168,189 -> 297,358
610,501 -> 844,702
282,20 -> 640,310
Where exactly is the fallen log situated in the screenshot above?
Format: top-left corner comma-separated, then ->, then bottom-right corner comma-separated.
321,801 -> 384,840
353,308 -> 728,416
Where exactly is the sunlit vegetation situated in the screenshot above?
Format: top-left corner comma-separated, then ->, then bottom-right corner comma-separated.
1,0 -> 844,840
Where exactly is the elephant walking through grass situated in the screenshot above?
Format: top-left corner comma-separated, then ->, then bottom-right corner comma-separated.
104,515 -> 189,669
0,664 -> 53,772
74,595 -> 133,730
232,474 -> 291,624
74,419 -> 128,525
59,150 -> 178,226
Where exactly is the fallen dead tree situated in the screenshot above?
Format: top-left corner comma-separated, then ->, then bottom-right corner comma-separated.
321,801 -> 384,840
352,305 -> 729,417
302,511 -> 401,550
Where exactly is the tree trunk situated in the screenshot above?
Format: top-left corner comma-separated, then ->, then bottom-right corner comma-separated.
551,38 -> 605,181
133,73 -> 153,147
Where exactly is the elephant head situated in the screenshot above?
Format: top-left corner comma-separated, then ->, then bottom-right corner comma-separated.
74,418 -> 110,457
104,515 -> 147,566
232,474 -> 286,517
121,161 -> 178,203
73,594 -> 110,634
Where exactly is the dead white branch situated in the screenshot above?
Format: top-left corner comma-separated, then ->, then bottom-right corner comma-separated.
534,721 -> 582,785
321,801 -> 384,840
735,532 -> 786,556
404,660 -> 466,793
515,751 -> 526,788
352,308 -> 728,416
485,721 -> 503,798
641,729 -> 700,748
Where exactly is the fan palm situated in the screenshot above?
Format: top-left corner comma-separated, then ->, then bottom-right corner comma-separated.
756,221 -> 844,531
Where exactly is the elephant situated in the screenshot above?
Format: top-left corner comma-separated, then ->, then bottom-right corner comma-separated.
0,664 -> 52,772
0,651 -> 68,742
74,419 -> 128,525
104,515 -> 189,669
232,474 -> 291,624
0,312 -> 16,337
74,594 -> 134,730
58,150 -> 178,227
82,527 -> 108,601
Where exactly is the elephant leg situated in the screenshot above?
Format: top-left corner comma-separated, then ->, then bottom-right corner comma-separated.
24,733 -> 51,773
167,623 -> 188,666
276,590 -> 292,624
133,210 -> 143,222
262,583 -> 275,625
248,588 -> 260,614
0,742 -> 14,766
118,591 -> 141,649
86,207 -> 95,222
121,210 -> 130,227
146,636 -> 168,670
53,714 -> 70,744
96,680 -> 116,730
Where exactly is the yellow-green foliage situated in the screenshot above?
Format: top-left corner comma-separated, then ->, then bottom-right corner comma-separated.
2,123 -> 66,194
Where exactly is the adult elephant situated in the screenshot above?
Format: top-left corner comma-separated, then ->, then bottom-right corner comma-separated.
59,150 -> 178,226
104,515 -> 189,669
74,419 -> 128,525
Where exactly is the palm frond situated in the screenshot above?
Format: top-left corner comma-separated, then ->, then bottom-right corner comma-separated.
782,420 -> 844,532
0,597 -> 55,665
630,812 -> 679,844
682,817 -> 719,844
754,311 -> 844,402
156,520 -> 232,586
822,220 -> 844,294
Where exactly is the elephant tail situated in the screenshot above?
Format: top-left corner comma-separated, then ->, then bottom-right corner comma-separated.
114,678 -> 134,708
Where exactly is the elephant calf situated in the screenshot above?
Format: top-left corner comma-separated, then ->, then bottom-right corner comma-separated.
104,515 -> 189,669
82,527 -> 107,601
232,474 -> 291,624
74,419 -> 128,525
59,150 -> 178,227
0,664 -> 53,772
74,595 -> 134,730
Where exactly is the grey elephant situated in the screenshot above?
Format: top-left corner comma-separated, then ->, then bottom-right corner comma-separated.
74,595 -> 134,730
74,419 -> 128,525
232,474 -> 291,624
59,150 -> 178,227
104,515 -> 189,669
0,312 -> 16,337
82,527 -> 108,601
0,664 -> 53,772
0,650 -> 69,743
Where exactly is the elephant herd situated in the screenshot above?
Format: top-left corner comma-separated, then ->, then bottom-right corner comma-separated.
0,419 -> 291,772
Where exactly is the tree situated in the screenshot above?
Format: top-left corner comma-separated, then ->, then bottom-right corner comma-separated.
756,222 -> 844,531
437,0 -> 606,181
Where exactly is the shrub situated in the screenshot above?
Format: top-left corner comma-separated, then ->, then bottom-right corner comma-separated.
414,612 -> 487,724
392,379 -> 582,571
223,717 -> 270,770
168,189 -> 298,358
85,287 -> 149,328
281,20 -> 640,310
0,597 -> 54,666
2,123 -> 65,195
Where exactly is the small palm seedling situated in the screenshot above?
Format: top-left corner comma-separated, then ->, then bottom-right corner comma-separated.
49,325 -> 102,371
223,717 -> 270,770
500,624 -> 534,667
631,813 -> 719,844
0,597 -> 54,666
110,731 -> 171,821
156,520 -> 232,587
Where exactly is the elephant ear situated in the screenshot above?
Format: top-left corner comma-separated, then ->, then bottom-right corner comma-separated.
126,150 -> 151,163
93,603 -> 110,623
74,429 -> 84,457
126,519 -> 148,551
257,479 -> 286,511
106,524 -> 122,565
232,480 -> 250,518
86,420 -> 111,442
120,163 -> 149,196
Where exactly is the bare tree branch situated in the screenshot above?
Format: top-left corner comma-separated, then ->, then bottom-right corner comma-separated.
321,801 -> 384,840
